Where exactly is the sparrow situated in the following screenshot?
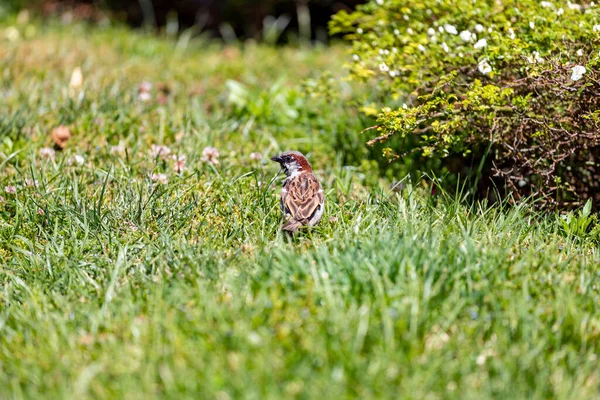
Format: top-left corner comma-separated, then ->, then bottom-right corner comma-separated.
271,151 -> 324,233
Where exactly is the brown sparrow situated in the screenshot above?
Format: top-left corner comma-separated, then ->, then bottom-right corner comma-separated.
271,151 -> 324,233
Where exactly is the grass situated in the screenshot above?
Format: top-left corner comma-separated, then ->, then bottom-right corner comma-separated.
1,17 -> 600,400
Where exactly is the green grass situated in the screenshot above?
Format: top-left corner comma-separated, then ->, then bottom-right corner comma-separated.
2,18 -> 600,400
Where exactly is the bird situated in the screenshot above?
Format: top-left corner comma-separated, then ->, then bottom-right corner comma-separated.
271,151 -> 324,233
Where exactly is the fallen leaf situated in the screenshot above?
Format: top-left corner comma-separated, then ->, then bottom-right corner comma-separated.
51,125 -> 71,150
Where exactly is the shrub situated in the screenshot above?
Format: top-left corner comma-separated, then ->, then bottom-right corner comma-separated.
330,0 -> 600,209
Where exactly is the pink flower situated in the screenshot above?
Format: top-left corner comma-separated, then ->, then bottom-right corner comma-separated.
24,179 -> 39,188
0,196 -> 4,203
172,154 -> 187,173
39,147 -> 55,159
139,81 -> 152,93
138,81 -> 153,102
5,186 -> 16,194
249,152 -> 262,161
150,173 -> 168,185
150,144 -> 171,160
201,147 -> 219,165
37,208 -> 45,215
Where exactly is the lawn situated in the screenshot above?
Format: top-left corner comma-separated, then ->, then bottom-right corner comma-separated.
1,18 -> 600,399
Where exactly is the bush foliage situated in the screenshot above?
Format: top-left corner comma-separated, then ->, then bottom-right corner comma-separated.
331,0 -> 600,209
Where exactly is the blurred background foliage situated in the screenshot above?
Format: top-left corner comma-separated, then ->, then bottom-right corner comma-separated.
0,0 -> 365,42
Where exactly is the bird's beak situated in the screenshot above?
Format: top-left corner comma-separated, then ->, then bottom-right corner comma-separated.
270,155 -> 282,163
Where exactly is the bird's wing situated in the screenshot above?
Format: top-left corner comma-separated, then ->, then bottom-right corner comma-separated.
283,173 -> 324,222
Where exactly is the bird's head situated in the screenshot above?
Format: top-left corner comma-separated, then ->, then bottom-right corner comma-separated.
271,150 -> 312,177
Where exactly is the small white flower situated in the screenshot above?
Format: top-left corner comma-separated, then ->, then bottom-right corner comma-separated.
357,28 -> 363,34
407,28 -> 414,35
593,24 -> 600,32
139,91 -> 151,102
540,1 -> 553,7
388,70 -> 397,77
534,51 -> 544,63
441,42 -> 450,52
379,62 -> 389,72
417,44 -> 427,52
567,1 -> 582,10
376,0 -> 384,4
5,186 -> 16,194
526,52 -> 544,64
459,30 -> 473,41
557,8 -> 564,15
444,24 -> 458,35
39,147 -> 55,159
576,48 -> 584,56
438,26 -> 445,33
403,14 -> 409,21
571,65 -> 586,81
249,152 -> 262,161
427,27 -> 436,36
0,196 -> 4,203
508,28 -> 516,40
393,29 -> 400,35
474,38 -> 487,49
68,155 -> 85,166
475,24 -> 484,33
402,103 -> 408,109
529,21 -> 535,29
478,59 -> 492,75
430,35 -> 437,43
352,54 -> 360,61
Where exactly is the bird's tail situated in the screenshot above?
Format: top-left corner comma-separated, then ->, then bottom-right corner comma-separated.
282,218 -> 303,234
